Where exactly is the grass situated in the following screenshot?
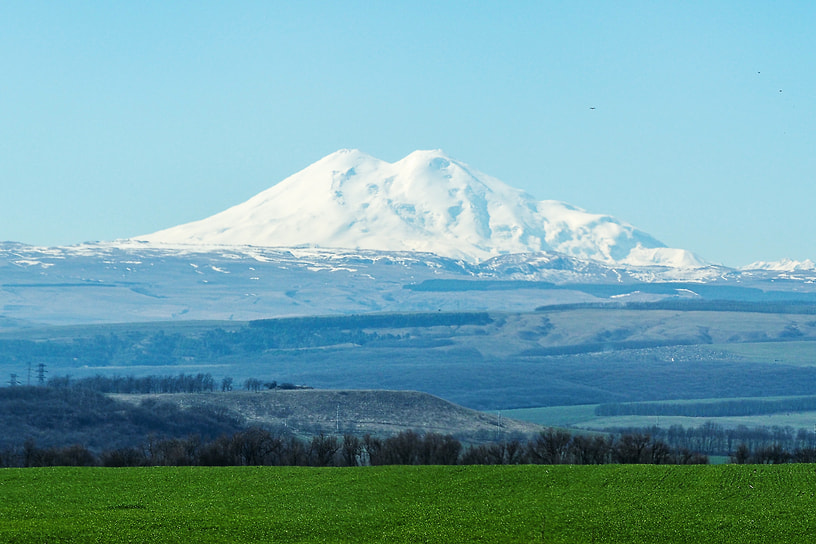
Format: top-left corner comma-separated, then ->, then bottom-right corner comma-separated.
505,395 -> 816,431
502,404 -> 599,427
574,412 -> 816,431
2,464 -> 816,543
704,341 -> 816,367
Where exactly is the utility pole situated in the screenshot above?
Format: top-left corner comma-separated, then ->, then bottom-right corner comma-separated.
336,403 -> 340,434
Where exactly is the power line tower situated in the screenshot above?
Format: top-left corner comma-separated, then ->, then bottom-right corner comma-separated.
336,403 -> 340,434
8,373 -> 20,387
36,363 -> 47,386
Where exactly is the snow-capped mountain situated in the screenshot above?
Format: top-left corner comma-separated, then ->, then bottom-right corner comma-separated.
137,149 -> 705,268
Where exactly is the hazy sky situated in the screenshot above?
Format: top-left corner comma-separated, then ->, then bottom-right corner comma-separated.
2,1 -> 814,267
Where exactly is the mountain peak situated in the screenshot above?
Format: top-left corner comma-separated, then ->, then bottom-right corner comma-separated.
136,150 -> 704,267
308,148 -> 377,170
320,147 -> 371,160
401,148 -> 451,162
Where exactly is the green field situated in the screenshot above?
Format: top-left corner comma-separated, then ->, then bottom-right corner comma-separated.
505,394 -> 816,433
705,341 -> 816,367
2,465 -> 816,543
503,404 -> 600,427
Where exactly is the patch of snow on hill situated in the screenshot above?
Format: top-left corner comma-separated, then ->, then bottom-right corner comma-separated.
622,246 -> 707,268
741,258 -> 816,272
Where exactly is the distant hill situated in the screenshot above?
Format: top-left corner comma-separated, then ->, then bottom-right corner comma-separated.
0,385 -> 540,453
3,241 -> 815,327
112,389 -> 541,443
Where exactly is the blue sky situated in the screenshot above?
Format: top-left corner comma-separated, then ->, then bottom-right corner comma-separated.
1,1 -> 814,267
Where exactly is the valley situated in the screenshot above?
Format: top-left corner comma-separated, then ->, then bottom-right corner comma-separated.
3,150 -> 816,461
3,301 -> 816,444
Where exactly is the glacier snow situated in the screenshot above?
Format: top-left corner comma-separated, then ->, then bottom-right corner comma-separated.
137,149 -> 706,268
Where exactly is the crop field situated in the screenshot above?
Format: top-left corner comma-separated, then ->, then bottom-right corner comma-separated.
572,412 -> 816,432
2,464 -> 816,543
705,341 -> 816,367
505,396 -> 816,432
503,404 -> 601,427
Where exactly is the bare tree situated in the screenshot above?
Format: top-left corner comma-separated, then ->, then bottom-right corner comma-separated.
309,434 -> 340,466
528,429 -> 572,464
613,433 -> 652,464
341,434 -> 362,466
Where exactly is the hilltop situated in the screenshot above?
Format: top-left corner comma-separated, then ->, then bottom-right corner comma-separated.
112,389 -> 540,442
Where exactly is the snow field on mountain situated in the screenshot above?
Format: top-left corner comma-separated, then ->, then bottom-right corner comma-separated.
138,149 -> 705,267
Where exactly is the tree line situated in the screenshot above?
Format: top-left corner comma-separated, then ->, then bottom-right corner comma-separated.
608,422 -> 816,457
0,312 -> 494,373
536,295 -> 816,314
12,425 -> 816,468
596,396 -> 816,418
1,427 -> 710,468
249,311 -> 493,330
43,373 -> 307,395
0,384 -> 244,454
730,442 -> 816,464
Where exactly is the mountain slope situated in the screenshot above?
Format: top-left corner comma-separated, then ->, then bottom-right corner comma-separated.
112,389 -> 542,442
137,149 -> 704,267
